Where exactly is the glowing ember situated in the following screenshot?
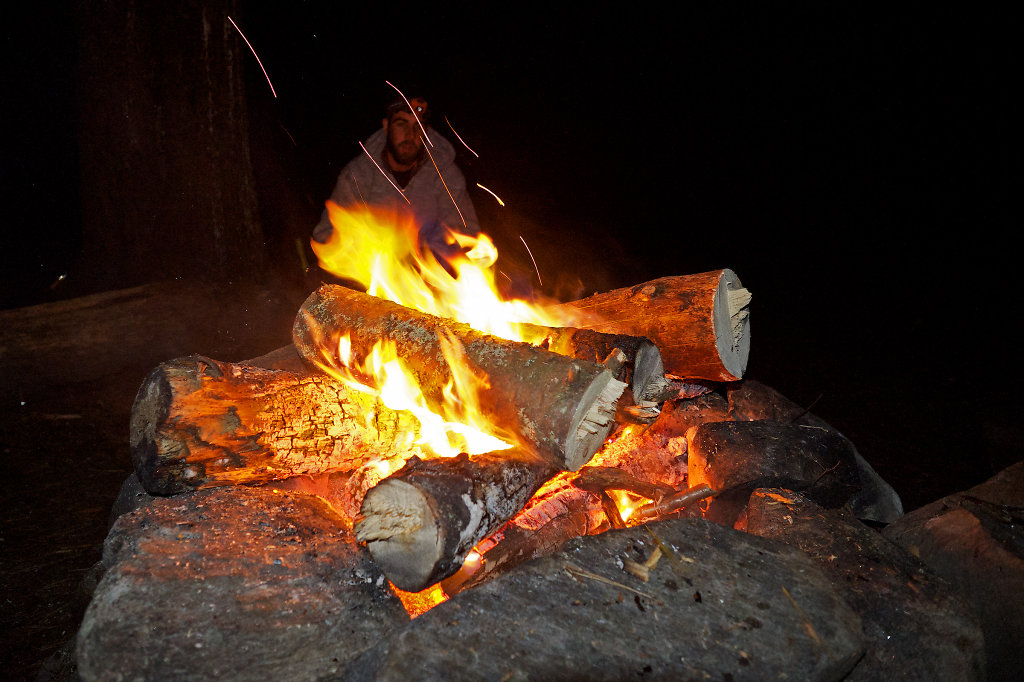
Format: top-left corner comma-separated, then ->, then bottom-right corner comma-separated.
390,581 -> 448,618
609,489 -> 653,524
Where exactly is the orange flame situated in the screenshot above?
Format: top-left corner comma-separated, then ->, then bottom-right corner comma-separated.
311,204 -> 571,459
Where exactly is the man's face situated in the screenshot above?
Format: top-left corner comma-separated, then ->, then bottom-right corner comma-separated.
384,111 -> 425,168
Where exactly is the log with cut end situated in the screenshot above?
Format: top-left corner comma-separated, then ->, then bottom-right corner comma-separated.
355,449 -> 555,592
130,355 -> 421,496
293,285 -> 626,471
547,269 -> 751,381
514,324 -> 672,403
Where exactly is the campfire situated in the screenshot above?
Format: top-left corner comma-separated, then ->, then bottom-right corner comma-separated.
129,204 -> 753,612
76,204 -> 992,682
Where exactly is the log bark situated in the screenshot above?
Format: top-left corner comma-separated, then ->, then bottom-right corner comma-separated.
547,269 -> 751,381
355,450 -> 556,592
514,324 -> 671,402
293,285 -> 626,471
130,355 -> 421,495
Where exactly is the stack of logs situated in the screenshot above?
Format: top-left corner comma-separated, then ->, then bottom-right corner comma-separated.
130,269 -> 751,592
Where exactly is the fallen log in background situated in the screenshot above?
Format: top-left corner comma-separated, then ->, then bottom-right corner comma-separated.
547,269 -> 751,382
356,449 -> 555,592
293,285 -> 625,471
130,355 -> 421,495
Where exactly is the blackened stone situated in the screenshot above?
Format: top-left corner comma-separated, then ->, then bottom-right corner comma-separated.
346,517 -> 864,681
75,487 -> 408,681
883,461 -> 1024,682
747,488 -> 986,681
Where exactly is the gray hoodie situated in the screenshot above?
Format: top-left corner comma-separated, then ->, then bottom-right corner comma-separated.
312,126 -> 480,259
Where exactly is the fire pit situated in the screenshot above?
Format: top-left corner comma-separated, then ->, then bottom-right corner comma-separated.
70,208 -> 994,679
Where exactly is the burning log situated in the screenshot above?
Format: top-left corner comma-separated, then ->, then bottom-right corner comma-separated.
447,414 -> 697,595
547,269 -> 751,382
130,355 -> 420,495
355,449 -> 555,592
513,324 -> 671,402
293,284 -> 626,471
443,473 -> 607,595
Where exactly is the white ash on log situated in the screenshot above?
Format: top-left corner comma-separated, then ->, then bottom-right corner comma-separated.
293,284 -> 625,471
547,269 -> 751,381
130,354 -> 420,495
356,449 -> 556,592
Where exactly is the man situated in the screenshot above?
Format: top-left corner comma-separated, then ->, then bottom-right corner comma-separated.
312,94 -> 480,268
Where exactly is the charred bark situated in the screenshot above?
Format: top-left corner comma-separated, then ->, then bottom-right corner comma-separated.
514,324 -> 671,402
355,450 -> 556,592
130,355 -> 421,496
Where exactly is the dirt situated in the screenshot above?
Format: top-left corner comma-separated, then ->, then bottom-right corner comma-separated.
0,277 -> 312,679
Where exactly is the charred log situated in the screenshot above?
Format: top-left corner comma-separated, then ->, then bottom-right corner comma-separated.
293,285 -> 626,471
130,355 -> 420,496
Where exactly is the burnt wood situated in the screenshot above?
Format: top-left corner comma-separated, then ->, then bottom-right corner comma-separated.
130,355 -> 420,496
356,449 -> 555,592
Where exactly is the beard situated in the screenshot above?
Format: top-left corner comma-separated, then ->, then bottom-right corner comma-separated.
387,137 -> 423,167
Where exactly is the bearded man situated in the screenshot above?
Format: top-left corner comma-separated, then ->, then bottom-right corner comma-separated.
312,94 -> 480,268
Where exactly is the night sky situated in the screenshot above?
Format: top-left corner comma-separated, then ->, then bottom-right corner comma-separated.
2,5 -> 1019,500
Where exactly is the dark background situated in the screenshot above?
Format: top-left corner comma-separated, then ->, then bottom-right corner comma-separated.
1,3 -> 1019,677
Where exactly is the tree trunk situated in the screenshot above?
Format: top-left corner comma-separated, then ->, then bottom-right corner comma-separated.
293,285 -> 626,471
355,450 -> 556,592
547,269 -> 751,381
130,354 -> 421,495
75,0 -> 265,289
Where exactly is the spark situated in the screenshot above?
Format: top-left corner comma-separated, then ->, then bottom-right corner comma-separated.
279,123 -> 297,147
228,17 -> 277,98
475,183 -> 505,206
445,115 -> 479,157
420,129 -> 468,228
385,80 -> 432,147
359,142 -> 410,204
519,235 -> 543,286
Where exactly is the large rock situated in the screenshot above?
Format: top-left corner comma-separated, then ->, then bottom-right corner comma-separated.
746,488 -> 986,680
883,461 -> 1024,682
76,487 -> 408,681
346,517 -> 864,681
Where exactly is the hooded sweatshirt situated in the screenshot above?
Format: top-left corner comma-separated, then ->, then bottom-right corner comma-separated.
312,126 -> 480,258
